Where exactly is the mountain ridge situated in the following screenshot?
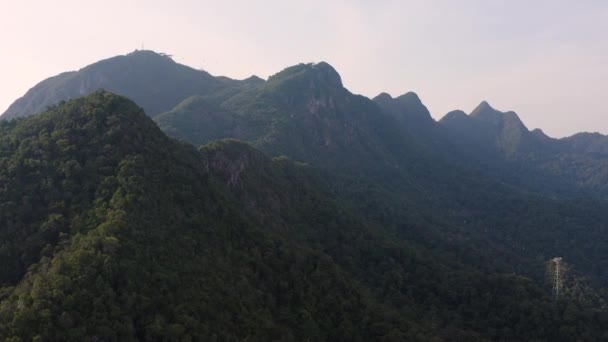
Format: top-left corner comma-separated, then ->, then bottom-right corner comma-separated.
1,50 -> 237,120
4,49 -> 606,138
5,50 -> 608,199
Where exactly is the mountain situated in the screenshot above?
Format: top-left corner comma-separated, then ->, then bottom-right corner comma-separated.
372,92 -> 434,126
439,101 -> 608,196
155,61 -> 608,291
6,49 -> 608,199
1,50 -> 240,120
156,62 -> 423,174
4,52 -> 608,340
2,91 -> 608,341
440,101 -> 536,157
1,91 -> 418,340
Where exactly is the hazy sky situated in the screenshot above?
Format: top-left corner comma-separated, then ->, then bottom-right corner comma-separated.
1,0 -> 607,137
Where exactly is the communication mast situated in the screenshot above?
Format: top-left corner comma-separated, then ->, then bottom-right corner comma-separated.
551,257 -> 563,299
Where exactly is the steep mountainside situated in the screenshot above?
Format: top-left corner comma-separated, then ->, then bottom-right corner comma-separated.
1,50 -> 241,120
156,62 -> 426,174
372,92 -> 434,127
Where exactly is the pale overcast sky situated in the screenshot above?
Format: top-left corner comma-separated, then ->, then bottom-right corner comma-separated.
1,0 -> 607,137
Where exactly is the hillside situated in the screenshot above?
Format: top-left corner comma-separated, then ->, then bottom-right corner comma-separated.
1,50 -> 241,120
1,91 -> 413,340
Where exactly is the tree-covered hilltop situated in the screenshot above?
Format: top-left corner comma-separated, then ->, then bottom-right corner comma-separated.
1,92 -> 607,341
1,50 -> 251,120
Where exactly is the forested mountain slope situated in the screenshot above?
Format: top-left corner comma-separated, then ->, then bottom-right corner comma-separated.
2,92 -> 608,341
1,50 -> 243,120
6,52 -> 608,289
3,51 -> 608,340
156,61 -> 413,173
6,50 -> 608,200
153,62 -> 608,286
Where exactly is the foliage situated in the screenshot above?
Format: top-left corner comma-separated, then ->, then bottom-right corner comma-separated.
3,55 -> 608,341
2,92 -> 607,340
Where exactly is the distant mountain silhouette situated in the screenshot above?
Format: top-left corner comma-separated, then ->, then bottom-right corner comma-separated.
1,50 -> 238,120
439,101 -> 608,196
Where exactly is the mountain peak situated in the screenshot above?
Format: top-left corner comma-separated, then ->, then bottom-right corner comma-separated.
470,101 -> 520,125
470,102 -> 528,131
439,110 -> 469,125
118,49 -> 178,65
470,100 -> 496,117
2,50 -> 231,120
396,91 -> 422,103
268,62 -> 343,89
311,62 -> 343,88
374,92 -> 393,101
242,75 -> 265,85
531,128 -> 551,140
126,49 -> 168,56
373,90 -> 433,124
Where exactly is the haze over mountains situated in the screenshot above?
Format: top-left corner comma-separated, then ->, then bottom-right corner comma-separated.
2,50 -> 608,340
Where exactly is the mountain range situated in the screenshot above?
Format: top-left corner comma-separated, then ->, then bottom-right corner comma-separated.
2,50 -> 608,341
6,50 -> 607,198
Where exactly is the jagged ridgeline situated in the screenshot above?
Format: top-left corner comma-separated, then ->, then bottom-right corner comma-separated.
4,50 -> 608,197
439,101 -> 608,196
1,92 -> 607,341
